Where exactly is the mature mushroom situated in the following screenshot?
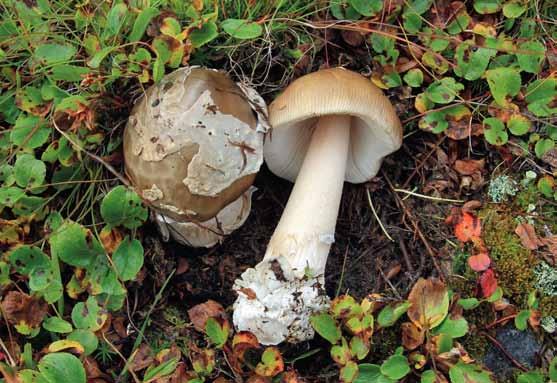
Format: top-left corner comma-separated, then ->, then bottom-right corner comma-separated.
123,67 -> 268,247
233,68 -> 402,345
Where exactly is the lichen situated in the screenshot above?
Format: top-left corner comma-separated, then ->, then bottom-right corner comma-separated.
488,175 -> 518,203
541,316 -> 557,333
533,262 -> 557,297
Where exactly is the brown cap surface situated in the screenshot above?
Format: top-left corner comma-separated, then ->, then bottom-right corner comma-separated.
265,67 -> 402,183
124,67 -> 265,222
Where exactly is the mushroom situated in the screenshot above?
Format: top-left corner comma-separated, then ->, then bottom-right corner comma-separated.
232,68 -> 402,344
123,67 -> 269,247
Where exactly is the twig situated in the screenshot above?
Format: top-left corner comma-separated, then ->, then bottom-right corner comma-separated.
366,188 -> 394,242
401,136 -> 445,189
394,188 -> 464,203
481,331 -> 529,372
335,247 -> 350,297
383,171 -> 445,278
102,333 -> 141,383
484,314 -> 517,330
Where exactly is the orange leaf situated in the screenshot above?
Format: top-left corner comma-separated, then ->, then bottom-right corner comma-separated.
401,321 -> 425,350
407,278 -> 449,330
454,212 -> 481,243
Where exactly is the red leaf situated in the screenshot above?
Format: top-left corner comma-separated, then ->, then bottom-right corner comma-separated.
454,212 -> 481,243
480,269 -> 498,298
468,251 -> 491,272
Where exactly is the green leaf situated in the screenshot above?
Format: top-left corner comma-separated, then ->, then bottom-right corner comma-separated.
222,19 -> 263,39
457,298 -> 480,310
432,317 -> 469,338
144,357 -> 179,381
103,3 -> 128,40
486,286 -> 504,303
205,317 -> 229,348
483,117 -> 508,146
87,46 -> 114,68
485,67 -> 521,105
42,317 -> 73,333
71,296 -> 105,331
152,55 -> 165,83
128,7 -> 160,42
517,371 -> 545,383
190,22 -> 218,48
350,336 -> 370,360
9,245 -> 50,274
67,330 -> 98,356
517,41 -> 546,74
100,186 -> 147,229
503,1 -> 527,18
380,355 -> 410,380
10,115 -> 50,149
355,364 -> 396,383
0,187 -> 25,207
49,222 -> 102,267
449,361 -> 494,383
14,154 -> 46,191
377,302 -> 410,327
34,44 -> 76,65
50,65 -> 91,82
340,361 -> 359,383
535,138 -> 555,158
515,309 -> 530,330
331,337 -> 352,365
421,370 -> 437,383
549,356 -> 557,381
310,313 -> 341,344
425,77 -> 464,104
403,69 -> 424,87
454,42 -> 496,81
507,114 -> 531,136
112,237 -> 144,281
38,353 -> 85,383
348,0 -> 382,16
474,0 -> 502,14
419,110 -> 448,133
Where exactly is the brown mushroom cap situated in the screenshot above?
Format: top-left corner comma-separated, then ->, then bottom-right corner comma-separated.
265,67 -> 402,183
124,67 -> 265,223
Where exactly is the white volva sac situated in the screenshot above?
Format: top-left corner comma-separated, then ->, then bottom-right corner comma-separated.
233,68 -> 403,345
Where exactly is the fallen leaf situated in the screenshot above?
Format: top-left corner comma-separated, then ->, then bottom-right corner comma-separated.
468,251 -> 491,272
454,159 -> 485,176
454,212 -> 481,243
255,347 -> 284,377
1,291 -> 48,330
130,343 -> 153,372
480,269 -> 498,298
446,122 -> 483,141
187,300 -> 226,332
407,278 -> 450,330
281,369 -> 305,382
401,321 -> 425,350
232,331 -> 260,363
515,223 -> 541,250
462,200 -> 482,213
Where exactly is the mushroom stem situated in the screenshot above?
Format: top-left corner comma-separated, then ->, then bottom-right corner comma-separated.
264,114 -> 351,276
233,115 -> 351,344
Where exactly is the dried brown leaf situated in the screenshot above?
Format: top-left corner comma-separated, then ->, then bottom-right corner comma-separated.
187,300 -> 226,332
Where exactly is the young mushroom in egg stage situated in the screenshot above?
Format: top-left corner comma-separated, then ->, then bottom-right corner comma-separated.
123,67 -> 268,247
233,68 -> 402,345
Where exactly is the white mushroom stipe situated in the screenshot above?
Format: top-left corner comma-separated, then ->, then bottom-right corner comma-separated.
234,115 -> 351,344
232,68 -> 402,344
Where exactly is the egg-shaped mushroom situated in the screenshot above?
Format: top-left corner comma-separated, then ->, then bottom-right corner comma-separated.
123,67 -> 268,247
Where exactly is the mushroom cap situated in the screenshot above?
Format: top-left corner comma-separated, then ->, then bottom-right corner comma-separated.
265,67 -> 402,183
124,67 -> 267,223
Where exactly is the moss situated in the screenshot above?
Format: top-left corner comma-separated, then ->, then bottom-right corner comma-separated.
370,326 -> 400,363
480,207 -> 535,305
462,332 -> 490,361
540,295 -> 557,317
